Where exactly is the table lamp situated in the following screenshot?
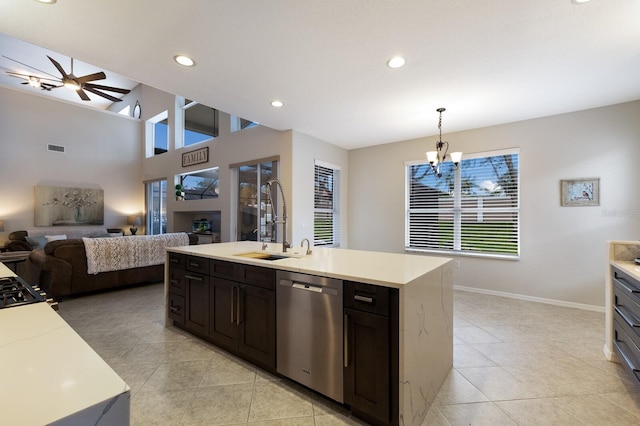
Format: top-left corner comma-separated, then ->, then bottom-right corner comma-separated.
127,215 -> 142,235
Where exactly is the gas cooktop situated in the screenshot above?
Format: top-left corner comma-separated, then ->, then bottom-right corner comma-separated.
0,276 -> 46,308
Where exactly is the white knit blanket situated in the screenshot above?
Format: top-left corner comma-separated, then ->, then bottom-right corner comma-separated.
82,233 -> 189,274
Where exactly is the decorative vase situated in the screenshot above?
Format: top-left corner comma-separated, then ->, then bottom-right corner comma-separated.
75,207 -> 82,222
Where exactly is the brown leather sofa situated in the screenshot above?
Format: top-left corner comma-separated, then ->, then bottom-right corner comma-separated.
27,233 -> 198,300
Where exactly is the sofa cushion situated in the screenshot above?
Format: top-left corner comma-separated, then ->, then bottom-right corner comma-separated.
25,235 -> 47,250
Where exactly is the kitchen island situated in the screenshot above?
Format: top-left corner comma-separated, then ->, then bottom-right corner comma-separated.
0,263 -> 130,426
165,241 -> 453,426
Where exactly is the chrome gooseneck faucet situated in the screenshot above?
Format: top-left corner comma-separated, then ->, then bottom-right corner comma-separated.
266,178 -> 290,253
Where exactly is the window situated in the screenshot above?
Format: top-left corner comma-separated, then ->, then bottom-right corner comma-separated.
183,100 -> 218,146
230,114 -> 259,132
146,111 -> 168,157
405,149 -> 520,258
145,179 -> 167,235
314,161 -> 340,247
233,158 -> 278,242
177,167 -> 219,200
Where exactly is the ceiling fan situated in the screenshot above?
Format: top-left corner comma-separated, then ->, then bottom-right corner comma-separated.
3,55 -> 130,102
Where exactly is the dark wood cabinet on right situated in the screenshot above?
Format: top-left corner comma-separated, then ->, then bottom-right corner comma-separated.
344,281 -> 399,426
612,265 -> 640,390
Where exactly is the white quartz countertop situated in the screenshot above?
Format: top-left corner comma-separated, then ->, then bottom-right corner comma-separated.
168,241 -> 451,288
611,260 -> 640,282
0,265 -> 130,425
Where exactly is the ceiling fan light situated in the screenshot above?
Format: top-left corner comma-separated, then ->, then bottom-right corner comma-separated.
63,79 -> 81,91
28,76 -> 40,88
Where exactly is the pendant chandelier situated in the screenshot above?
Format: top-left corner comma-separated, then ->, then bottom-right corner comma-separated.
426,108 -> 462,177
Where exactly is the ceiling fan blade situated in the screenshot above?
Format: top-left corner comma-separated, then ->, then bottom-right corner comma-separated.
76,88 -> 91,101
83,82 -> 131,94
83,86 -> 123,102
47,55 -> 70,79
6,71 -> 30,78
76,71 -> 106,84
2,55 -> 60,79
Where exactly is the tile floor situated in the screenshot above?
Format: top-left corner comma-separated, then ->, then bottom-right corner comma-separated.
57,283 -> 640,425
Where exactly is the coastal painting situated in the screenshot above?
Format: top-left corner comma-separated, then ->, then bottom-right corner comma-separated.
561,178 -> 600,207
35,185 -> 104,226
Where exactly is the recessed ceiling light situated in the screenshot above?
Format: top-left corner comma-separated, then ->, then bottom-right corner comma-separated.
174,55 -> 195,67
270,100 -> 284,108
34,0 -> 56,3
387,56 -> 406,69
572,0 -> 591,3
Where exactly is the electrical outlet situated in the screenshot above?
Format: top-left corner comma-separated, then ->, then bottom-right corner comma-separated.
454,260 -> 461,268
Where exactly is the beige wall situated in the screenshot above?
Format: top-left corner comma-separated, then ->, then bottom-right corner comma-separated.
348,100 -> 640,308
0,86 -> 144,239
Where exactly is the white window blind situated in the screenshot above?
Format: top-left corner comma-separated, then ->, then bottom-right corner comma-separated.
405,149 -> 520,258
314,161 -> 340,247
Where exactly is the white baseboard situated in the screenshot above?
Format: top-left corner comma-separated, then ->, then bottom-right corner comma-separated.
454,285 -> 605,313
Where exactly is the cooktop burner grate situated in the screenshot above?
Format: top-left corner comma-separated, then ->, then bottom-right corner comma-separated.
0,276 -> 46,308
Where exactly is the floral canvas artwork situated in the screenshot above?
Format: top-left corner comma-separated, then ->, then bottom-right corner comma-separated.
35,185 -> 104,226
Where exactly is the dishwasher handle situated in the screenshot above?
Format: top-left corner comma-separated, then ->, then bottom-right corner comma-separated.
292,282 -> 323,293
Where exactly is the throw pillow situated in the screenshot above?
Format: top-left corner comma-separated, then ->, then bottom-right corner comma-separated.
25,235 -> 48,250
45,234 -> 67,242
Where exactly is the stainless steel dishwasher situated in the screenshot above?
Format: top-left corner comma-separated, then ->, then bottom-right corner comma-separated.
276,270 -> 344,403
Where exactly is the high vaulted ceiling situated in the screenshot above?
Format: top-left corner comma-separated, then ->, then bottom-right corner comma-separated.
0,0 -> 638,150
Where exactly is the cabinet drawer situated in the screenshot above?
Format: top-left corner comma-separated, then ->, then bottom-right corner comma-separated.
237,264 -> 275,290
211,259 -> 237,280
168,267 -> 186,296
168,252 -> 185,269
613,318 -> 640,388
168,293 -> 185,324
186,256 -> 210,274
344,281 -> 390,317
613,267 -> 640,307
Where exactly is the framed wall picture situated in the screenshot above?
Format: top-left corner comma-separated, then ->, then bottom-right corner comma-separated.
35,185 -> 105,226
561,177 -> 600,207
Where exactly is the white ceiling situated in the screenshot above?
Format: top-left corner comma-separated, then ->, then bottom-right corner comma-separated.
0,0 -> 638,150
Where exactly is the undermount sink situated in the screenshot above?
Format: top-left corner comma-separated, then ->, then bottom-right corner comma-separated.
233,251 -> 304,261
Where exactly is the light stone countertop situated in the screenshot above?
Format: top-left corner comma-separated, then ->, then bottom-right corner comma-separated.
0,263 -> 130,425
610,260 -> 640,282
167,241 -> 452,288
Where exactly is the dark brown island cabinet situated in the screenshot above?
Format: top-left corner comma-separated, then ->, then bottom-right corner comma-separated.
167,253 -> 400,425
343,281 -> 399,426
167,253 -> 276,372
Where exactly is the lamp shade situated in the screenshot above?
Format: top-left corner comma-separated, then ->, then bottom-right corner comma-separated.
450,151 -> 463,164
127,215 -> 142,226
426,151 -> 438,164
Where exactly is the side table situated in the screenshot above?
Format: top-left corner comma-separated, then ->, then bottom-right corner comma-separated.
0,251 -> 31,273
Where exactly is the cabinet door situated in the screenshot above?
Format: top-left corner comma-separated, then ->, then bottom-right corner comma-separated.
185,272 -> 210,336
168,267 -> 186,296
344,307 -> 390,424
210,277 -> 239,351
168,292 -> 185,325
238,284 -> 276,370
